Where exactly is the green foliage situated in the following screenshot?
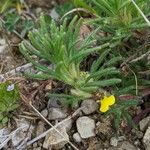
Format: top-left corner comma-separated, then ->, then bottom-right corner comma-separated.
75,0 -> 149,41
4,13 -> 20,32
0,0 -> 13,13
0,82 -> 19,125
4,12 -> 34,37
106,99 -> 138,129
19,15 -> 121,102
73,0 -> 96,14
55,2 -> 74,18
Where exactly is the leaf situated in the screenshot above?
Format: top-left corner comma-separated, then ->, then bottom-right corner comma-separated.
70,43 -> 109,63
114,110 -> 122,129
4,13 -> 20,32
86,78 -> 121,87
2,117 -> 9,124
90,49 -> 111,73
73,0 -> 96,14
87,67 -> 119,81
21,20 -> 34,37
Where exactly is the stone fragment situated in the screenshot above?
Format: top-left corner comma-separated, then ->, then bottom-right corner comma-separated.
76,116 -> 95,139
41,109 -> 48,118
73,132 -> 82,143
81,99 -> 98,115
143,127 -> 150,150
43,126 -> 69,149
139,116 -> 150,131
48,108 -> 67,120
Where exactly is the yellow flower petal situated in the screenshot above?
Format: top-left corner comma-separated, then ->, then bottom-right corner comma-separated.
107,95 -> 115,106
99,95 -> 116,113
100,101 -> 109,112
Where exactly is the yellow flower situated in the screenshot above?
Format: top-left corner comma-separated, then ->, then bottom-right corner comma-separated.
100,95 -> 115,113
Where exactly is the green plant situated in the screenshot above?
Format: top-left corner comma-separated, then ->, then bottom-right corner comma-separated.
106,99 -> 138,129
4,13 -> 20,32
0,0 -> 21,14
74,0 -> 149,42
19,15 -> 121,104
4,12 -> 34,37
0,82 -> 19,125
0,0 -> 13,13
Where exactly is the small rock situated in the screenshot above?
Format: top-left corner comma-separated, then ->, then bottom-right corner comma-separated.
41,109 -> 48,118
143,127 -> 150,150
110,137 -> 119,147
118,141 -> 137,150
50,9 -> 59,20
12,119 -> 34,147
33,142 -> 38,148
61,119 -> 73,132
48,98 -> 61,108
76,116 -> 95,139
0,39 -> 7,54
45,82 -> 52,91
48,108 -> 67,120
73,133 -> 82,143
0,39 -> 6,45
110,136 -> 126,147
81,99 -> 98,115
43,126 -> 69,149
36,121 -> 45,136
0,45 -> 6,54
35,8 -> 42,15
139,116 -> 150,131
0,128 -> 10,148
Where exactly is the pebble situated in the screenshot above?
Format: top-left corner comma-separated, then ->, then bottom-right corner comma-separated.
12,119 -> 34,147
50,9 -> 59,20
73,132 -> 82,143
118,141 -> 137,150
143,127 -> 150,150
76,116 -> 95,139
36,121 -> 45,136
139,116 -> 150,131
43,126 -> 69,149
48,108 -> 67,120
61,119 -> 73,132
110,136 -> 126,147
41,109 -> 48,118
0,128 -> 10,149
81,99 -> 98,115
110,137 -> 119,147
48,98 -> 61,108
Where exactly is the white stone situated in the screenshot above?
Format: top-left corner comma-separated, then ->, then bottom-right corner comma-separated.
41,109 -> 48,118
50,9 -> 59,20
143,127 -> 150,150
0,128 -> 10,148
81,99 -> 98,115
76,116 -> 95,139
110,137 -> 118,147
73,132 -> 82,143
12,119 -> 34,147
36,121 -> 45,136
48,108 -> 67,120
118,141 -> 137,150
139,116 -> 150,131
43,126 -> 69,149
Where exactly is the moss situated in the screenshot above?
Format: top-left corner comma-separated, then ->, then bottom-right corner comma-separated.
0,81 -> 20,125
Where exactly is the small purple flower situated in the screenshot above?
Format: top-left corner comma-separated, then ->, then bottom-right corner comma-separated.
7,84 -> 15,91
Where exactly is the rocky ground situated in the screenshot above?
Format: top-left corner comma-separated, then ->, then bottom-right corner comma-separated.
0,0 -> 150,150
0,66 -> 150,149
